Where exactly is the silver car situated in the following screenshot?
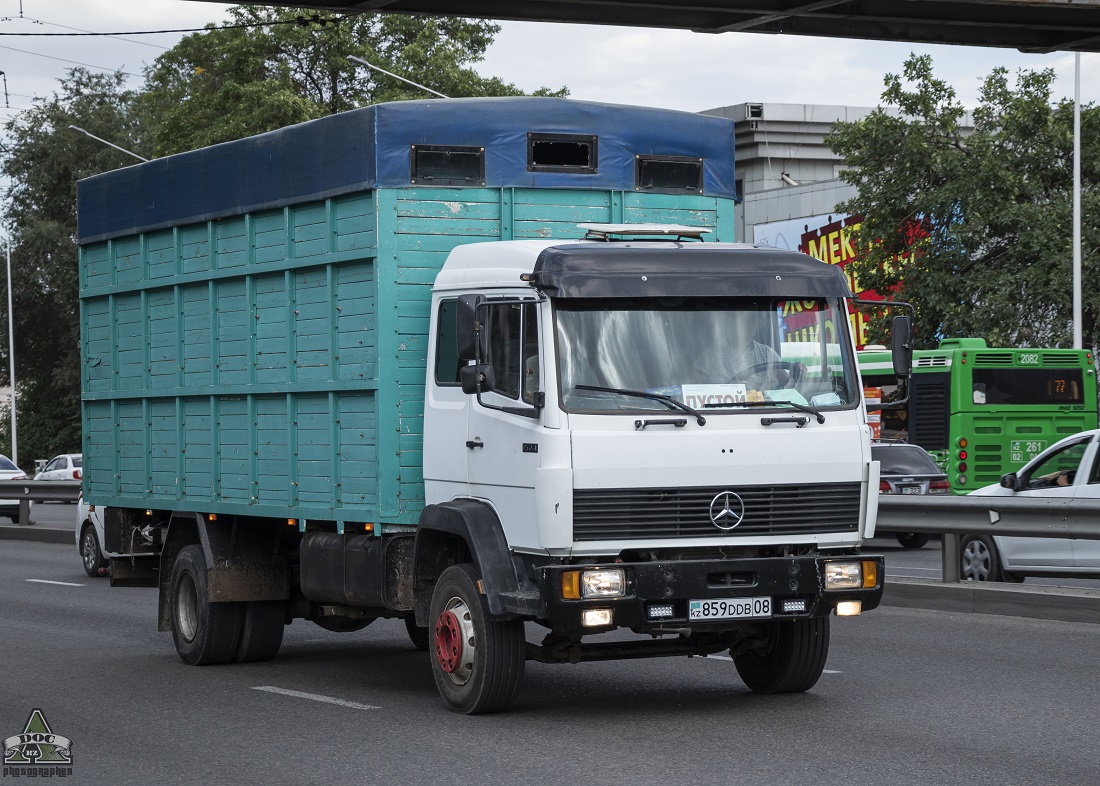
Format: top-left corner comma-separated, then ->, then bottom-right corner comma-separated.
75,492 -> 110,577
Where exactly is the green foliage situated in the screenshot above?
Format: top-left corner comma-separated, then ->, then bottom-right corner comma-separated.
0,7 -> 565,465
0,69 -> 144,464
138,7 -> 566,156
830,54 -> 1100,349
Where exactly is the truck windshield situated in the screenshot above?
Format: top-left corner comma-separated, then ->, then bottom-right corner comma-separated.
555,297 -> 859,414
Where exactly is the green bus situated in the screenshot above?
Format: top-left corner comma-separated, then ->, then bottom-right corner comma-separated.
858,338 -> 1098,493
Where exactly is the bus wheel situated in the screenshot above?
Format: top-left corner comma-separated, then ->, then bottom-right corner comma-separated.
170,544 -> 243,665
429,564 -> 525,714
733,617 -> 829,693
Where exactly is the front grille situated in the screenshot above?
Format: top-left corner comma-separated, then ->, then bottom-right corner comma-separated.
573,482 -> 861,541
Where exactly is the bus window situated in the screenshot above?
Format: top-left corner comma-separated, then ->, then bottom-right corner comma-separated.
972,368 -> 1084,406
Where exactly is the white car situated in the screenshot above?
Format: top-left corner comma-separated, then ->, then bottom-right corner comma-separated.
0,453 -> 27,522
963,429 -> 1100,582
36,453 -> 83,482
75,493 -> 111,577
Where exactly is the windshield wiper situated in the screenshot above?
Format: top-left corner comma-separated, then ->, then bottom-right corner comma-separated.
575,384 -> 706,426
703,398 -> 825,424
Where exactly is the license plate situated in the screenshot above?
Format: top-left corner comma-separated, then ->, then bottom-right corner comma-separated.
899,485 -> 922,495
688,597 -> 772,621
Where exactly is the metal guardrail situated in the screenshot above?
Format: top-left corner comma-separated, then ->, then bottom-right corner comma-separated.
0,480 -> 82,526
876,495 -> 1100,582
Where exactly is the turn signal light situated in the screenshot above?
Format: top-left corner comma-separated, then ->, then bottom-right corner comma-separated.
862,560 -> 878,588
562,571 -> 581,600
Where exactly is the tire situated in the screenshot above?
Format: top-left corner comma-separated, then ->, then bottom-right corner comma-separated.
235,601 -> 286,663
429,564 -> 526,714
312,615 -> 375,633
405,615 -> 430,651
733,617 -> 830,693
895,532 -> 930,549
960,534 -> 1022,582
169,544 -> 244,665
80,524 -> 109,577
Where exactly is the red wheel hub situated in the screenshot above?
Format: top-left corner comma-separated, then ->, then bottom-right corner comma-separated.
435,610 -> 463,673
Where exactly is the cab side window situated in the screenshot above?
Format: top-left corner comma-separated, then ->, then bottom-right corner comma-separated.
434,300 -> 462,386
483,302 -> 539,401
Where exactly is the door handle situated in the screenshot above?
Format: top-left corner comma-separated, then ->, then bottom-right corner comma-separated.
466,439 -> 484,449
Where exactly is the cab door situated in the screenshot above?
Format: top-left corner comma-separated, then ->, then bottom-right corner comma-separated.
466,299 -> 544,550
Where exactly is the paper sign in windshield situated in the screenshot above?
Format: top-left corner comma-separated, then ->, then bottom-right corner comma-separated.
681,384 -> 747,409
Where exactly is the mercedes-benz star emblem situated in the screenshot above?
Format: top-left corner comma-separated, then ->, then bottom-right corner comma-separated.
709,491 -> 745,531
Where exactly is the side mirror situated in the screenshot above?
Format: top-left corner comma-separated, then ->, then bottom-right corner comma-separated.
999,472 -> 1018,491
891,315 -> 913,378
460,363 -> 495,395
456,294 -> 485,361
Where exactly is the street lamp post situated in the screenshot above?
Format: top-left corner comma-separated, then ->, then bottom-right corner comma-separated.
5,237 -> 16,466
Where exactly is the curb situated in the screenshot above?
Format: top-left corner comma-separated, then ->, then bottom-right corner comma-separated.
0,525 -> 72,545
883,577 -> 1100,624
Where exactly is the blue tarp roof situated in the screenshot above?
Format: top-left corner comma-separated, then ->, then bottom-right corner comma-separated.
77,97 -> 736,244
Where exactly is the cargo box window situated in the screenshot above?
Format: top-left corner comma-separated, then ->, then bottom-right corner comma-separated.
411,145 -> 485,186
635,155 -> 703,194
527,133 -> 597,173
434,300 -> 462,385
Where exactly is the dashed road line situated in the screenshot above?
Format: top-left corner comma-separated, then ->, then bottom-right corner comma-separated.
252,686 -> 381,710
26,579 -> 84,587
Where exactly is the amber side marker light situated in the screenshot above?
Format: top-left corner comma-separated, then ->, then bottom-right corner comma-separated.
561,570 -> 581,600
862,560 -> 878,588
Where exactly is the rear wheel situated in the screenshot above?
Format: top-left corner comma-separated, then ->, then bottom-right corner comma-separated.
235,601 -> 286,663
170,544 -> 244,665
733,617 -> 829,693
80,524 -> 109,577
429,564 -> 525,714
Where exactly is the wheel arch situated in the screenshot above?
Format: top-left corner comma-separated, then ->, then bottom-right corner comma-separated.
413,499 -> 519,623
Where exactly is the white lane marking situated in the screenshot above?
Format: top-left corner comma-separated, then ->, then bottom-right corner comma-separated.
701,655 -> 842,674
887,567 -> 940,574
252,686 -> 381,711
26,579 -> 84,587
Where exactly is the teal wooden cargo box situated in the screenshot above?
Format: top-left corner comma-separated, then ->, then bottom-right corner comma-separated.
77,97 -> 737,528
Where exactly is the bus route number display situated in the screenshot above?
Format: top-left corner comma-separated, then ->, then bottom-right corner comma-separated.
1011,440 -> 1046,463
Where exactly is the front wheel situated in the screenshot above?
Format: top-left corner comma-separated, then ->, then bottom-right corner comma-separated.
733,617 -> 829,693
80,525 -> 109,577
170,544 -> 244,665
429,564 -> 526,714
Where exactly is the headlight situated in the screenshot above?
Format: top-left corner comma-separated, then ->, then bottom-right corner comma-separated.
824,561 -> 862,590
581,568 -> 626,598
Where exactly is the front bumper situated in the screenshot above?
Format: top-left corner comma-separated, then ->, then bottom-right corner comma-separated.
535,554 -> 883,637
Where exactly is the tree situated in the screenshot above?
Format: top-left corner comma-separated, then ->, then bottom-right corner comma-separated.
139,7 -> 567,156
0,69 -> 144,464
829,54 -> 1100,349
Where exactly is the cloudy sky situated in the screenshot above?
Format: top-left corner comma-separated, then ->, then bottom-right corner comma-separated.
0,0 -> 1096,118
